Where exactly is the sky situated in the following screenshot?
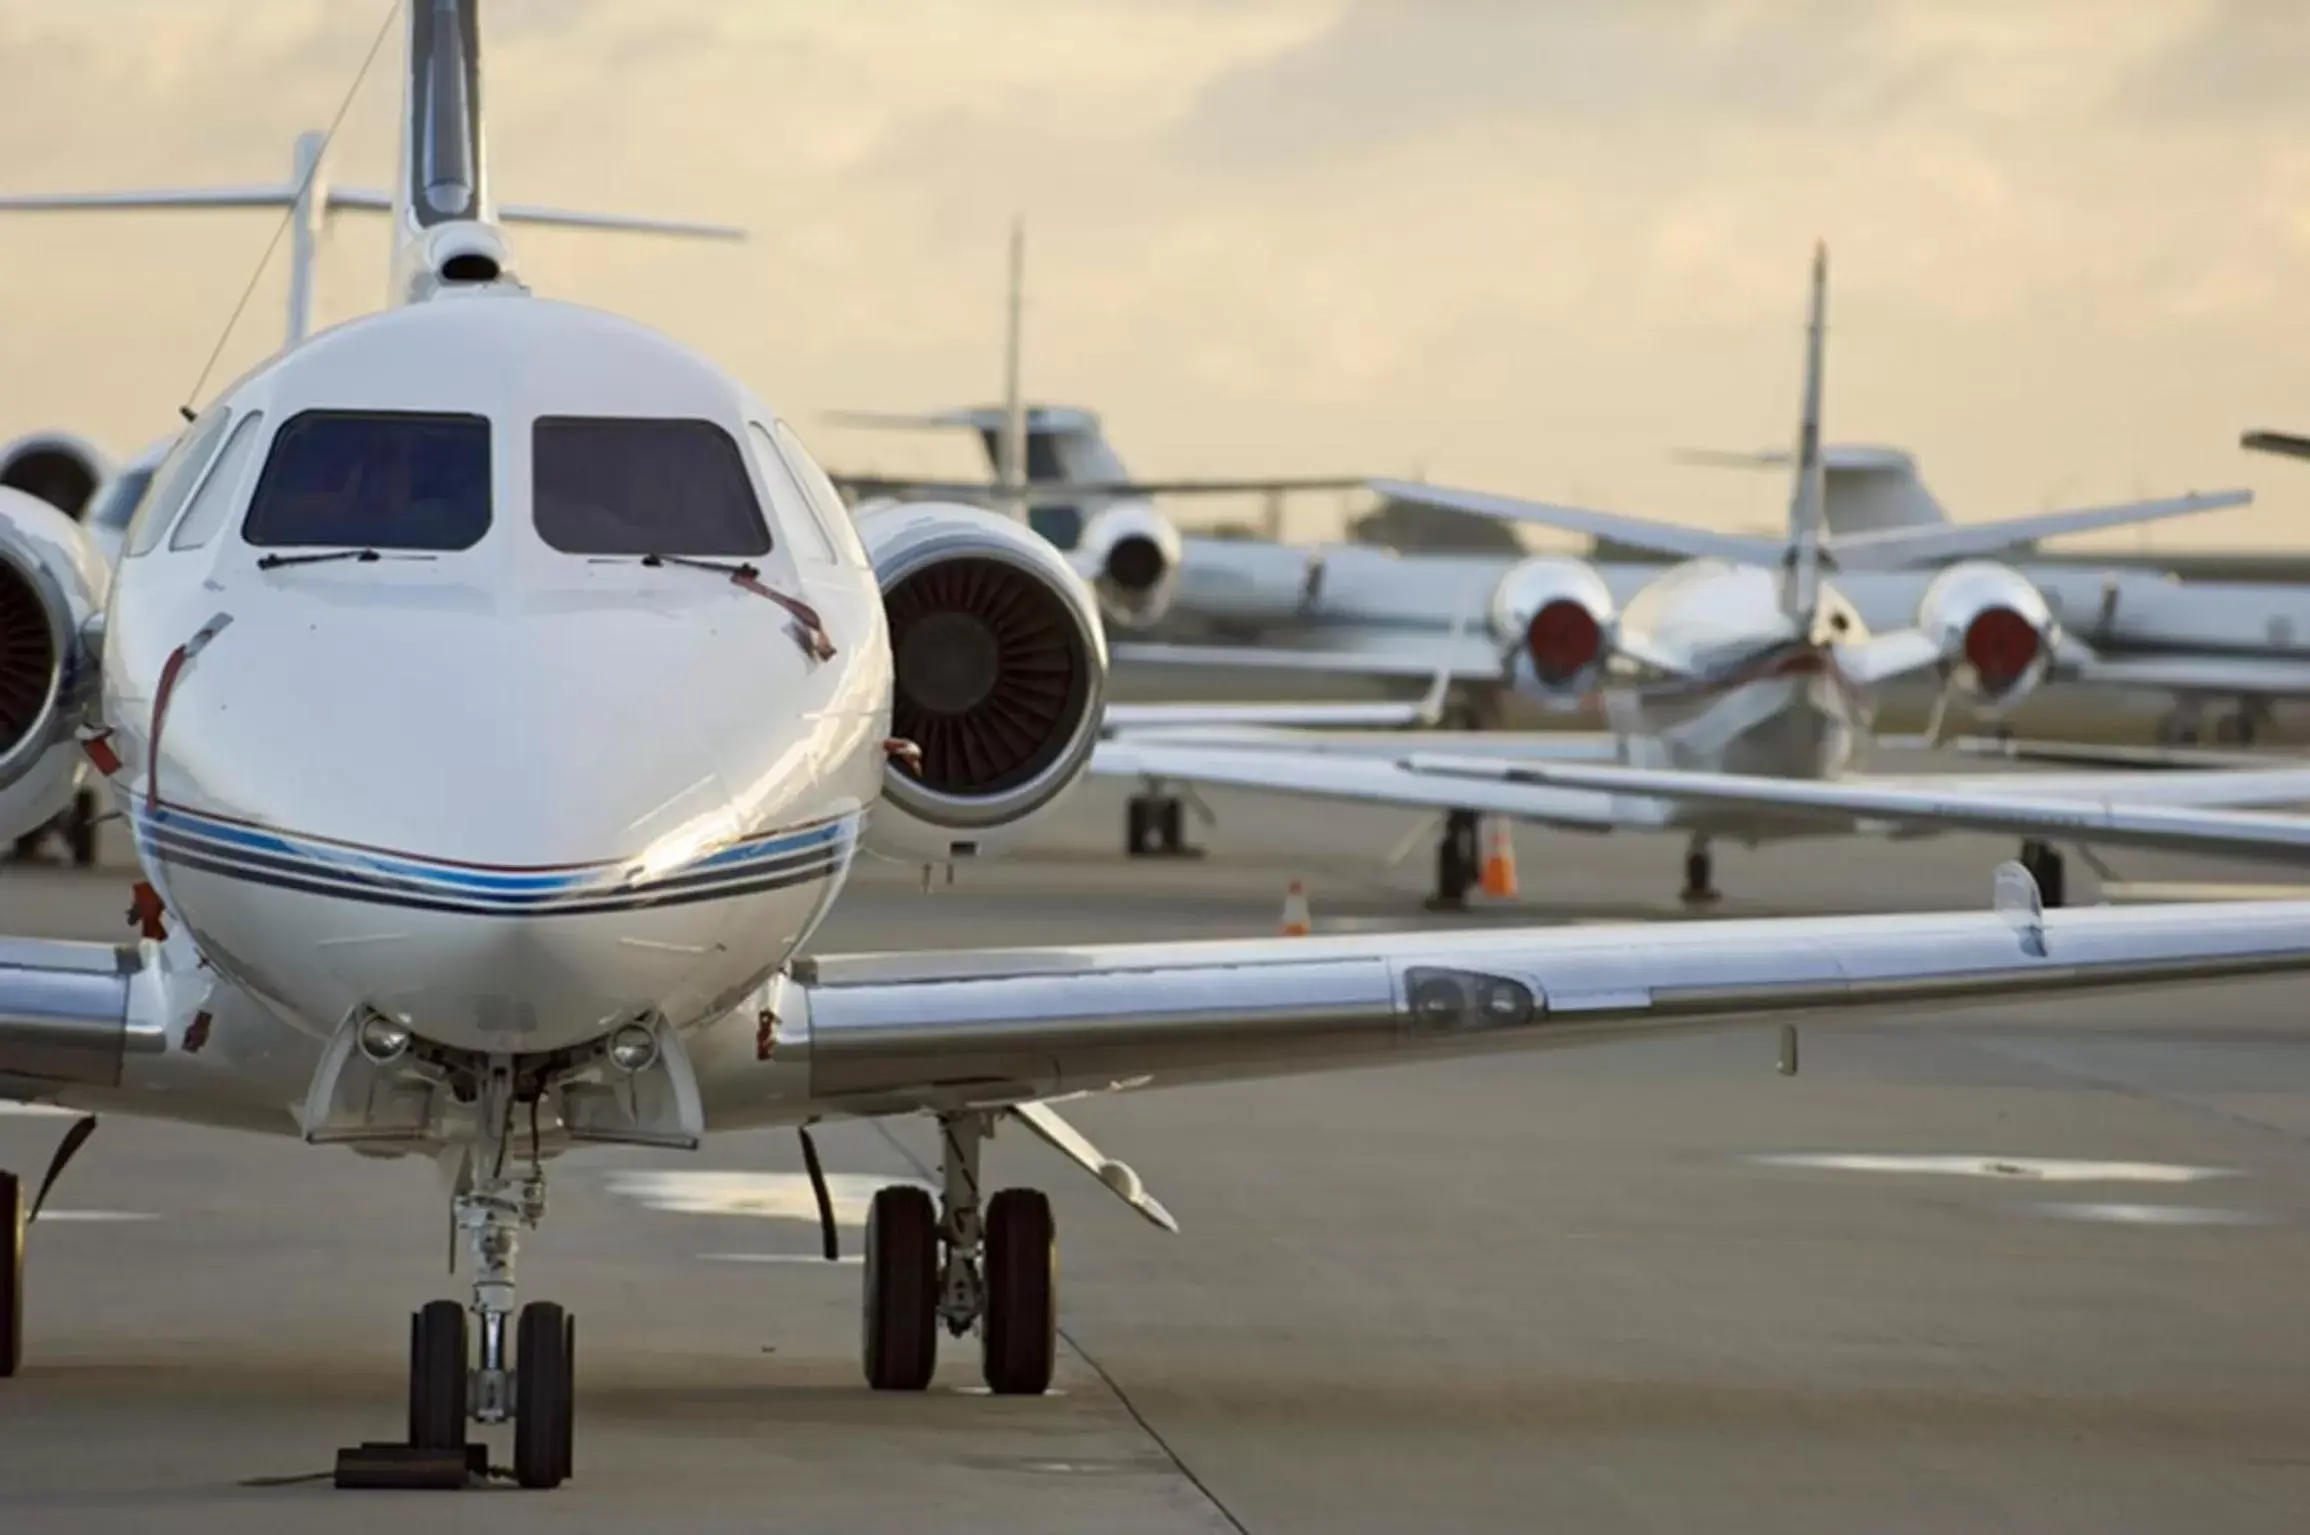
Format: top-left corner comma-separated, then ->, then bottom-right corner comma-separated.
0,0 -> 2307,548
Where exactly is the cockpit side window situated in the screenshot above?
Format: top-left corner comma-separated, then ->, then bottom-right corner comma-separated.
748,422 -> 836,564
123,409 -> 233,558
243,411 -> 491,550
771,419 -> 869,566
170,412 -> 267,551
533,417 -> 770,557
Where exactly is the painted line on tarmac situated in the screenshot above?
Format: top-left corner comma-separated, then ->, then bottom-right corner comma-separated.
2102,881 -> 2310,903
699,1251 -> 863,1265
33,1210 -> 159,1223
0,1103 -> 78,1116
1749,1153 -> 2237,1183
2035,1202 -> 2272,1227
605,1169 -> 930,1225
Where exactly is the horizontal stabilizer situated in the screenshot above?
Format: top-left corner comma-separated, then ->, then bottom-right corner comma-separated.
2243,430 -> 2310,461
833,474 -> 1362,503
1828,489 -> 2250,569
1369,479 -> 1782,564
0,183 -> 742,241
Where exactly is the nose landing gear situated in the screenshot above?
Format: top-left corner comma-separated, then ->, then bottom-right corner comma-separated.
343,1083 -> 575,1491
862,1112 -> 1058,1395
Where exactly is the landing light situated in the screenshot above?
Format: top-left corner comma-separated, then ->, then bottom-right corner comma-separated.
608,1023 -> 659,1074
356,1011 -> 413,1063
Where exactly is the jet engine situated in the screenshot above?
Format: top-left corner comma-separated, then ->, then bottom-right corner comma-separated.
1074,502 -> 1182,630
1489,557 -> 1616,706
0,433 -> 110,521
0,487 -> 108,841
860,500 -> 1109,861
1916,560 -> 2055,708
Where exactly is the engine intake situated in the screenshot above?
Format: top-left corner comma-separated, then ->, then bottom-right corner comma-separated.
0,433 -> 110,521
1917,560 -> 2055,708
1489,557 -> 1616,704
1074,502 -> 1182,630
862,501 -> 1107,858
0,488 -> 106,840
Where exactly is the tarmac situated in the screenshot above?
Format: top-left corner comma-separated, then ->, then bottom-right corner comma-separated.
6,774 -> 2310,1533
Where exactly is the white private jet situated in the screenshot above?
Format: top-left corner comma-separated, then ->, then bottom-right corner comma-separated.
15,2 -> 2310,1494
1093,249 -> 2310,907
0,125 -> 739,869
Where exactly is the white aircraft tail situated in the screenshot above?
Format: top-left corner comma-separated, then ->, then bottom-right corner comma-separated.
1782,242 -> 1829,627
0,6 -> 737,348
1675,444 -> 1951,536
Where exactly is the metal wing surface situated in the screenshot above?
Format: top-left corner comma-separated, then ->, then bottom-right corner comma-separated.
1406,755 -> 2310,863
694,885 -> 2310,1120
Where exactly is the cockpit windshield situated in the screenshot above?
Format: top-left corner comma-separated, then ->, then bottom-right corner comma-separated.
532,416 -> 770,557
242,410 -> 492,550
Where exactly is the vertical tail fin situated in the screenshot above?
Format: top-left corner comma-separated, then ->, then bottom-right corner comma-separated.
1784,242 -> 1828,627
996,217 -> 1028,523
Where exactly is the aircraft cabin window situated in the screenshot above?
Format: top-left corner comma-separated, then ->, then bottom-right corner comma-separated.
124,408 -> 234,558
771,419 -> 869,565
243,411 -> 492,550
533,417 -> 770,557
169,412 -> 267,551
748,422 -> 836,564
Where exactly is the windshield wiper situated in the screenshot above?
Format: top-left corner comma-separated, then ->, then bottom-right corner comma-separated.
630,553 -> 835,662
255,548 -> 383,570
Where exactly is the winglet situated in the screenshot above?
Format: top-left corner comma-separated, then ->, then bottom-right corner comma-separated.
1993,860 -> 2047,956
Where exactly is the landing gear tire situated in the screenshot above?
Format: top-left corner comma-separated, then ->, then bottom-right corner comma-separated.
1,1170 -> 23,1378
407,1298 -> 468,1451
1681,843 -> 1718,906
980,1188 -> 1056,1396
1428,810 -> 1480,911
1126,793 -> 1194,857
2019,840 -> 2067,908
863,1184 -> 939,1391
514,1301 -> 574,1490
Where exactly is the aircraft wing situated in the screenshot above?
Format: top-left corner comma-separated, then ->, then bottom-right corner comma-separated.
1948,736 -> 2275,772
1090,737 -> 1641,830
1103,699 -> 1443,734
689,881 -> 2310,1121
2057,651 -> 2310,699
1113,637 -> 1511,686
1367,479 -> 1783,565
1827,490 -> 2252,569
2243,430 -> 2310,461
1404,755 -> 2310,864
829,476 -> 1363,504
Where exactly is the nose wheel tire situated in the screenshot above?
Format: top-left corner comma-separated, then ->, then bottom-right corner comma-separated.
407,1299 -> 468,1451
514,1301 -> 575,1490
981,1188 -> 1056,1396
1,1170 -> 24,1378
863,1184 -> 939,1391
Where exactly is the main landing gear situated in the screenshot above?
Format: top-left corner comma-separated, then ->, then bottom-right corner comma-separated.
2018,839 -> 2067,908
1,1113 -> 99,1378
1427,809 -> 1481,911
1681,835 -> 1719,906
863,1112 -> 1057,1395
1125,779 -> 1202,858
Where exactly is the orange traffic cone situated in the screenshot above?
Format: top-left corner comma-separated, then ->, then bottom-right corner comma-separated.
1279,879 -> 1312,937
1478,816 -> 1519,899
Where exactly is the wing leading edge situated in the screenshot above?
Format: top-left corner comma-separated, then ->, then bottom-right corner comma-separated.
691,883 -> 2310,1123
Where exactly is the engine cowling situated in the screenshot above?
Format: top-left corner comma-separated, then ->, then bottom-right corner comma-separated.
859,500 -> 1108,860
0,433 -> 110,521
1488,557 -> 1616,705
0,487 -> 107,840
1074,502 -> 1182,630
1916,560 -> 2056,708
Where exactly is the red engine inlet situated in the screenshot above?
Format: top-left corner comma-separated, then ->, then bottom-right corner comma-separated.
1963,607 -> 2041,693
1526,599 -> 1604,685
